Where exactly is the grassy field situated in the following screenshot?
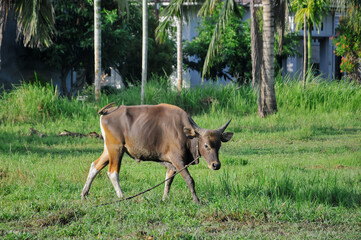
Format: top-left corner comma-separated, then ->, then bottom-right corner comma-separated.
0,80 -> 360,239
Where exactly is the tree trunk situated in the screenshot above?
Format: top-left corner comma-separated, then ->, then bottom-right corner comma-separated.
0,2 -> 7,71
275,0 -> 286,73
303,13 -> 307,88
258,0 -> 277,118
276,0 -> 285,55
141,0 -> 148,105
307,22 -> 312,72
60,68 -> 69,97
250,0 -> 262,89
94,0 -> 101,103
176,15 -> 183,95
0,19 -> 3,72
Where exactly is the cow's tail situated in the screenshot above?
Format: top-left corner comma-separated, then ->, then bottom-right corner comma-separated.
98,102 -> 115,115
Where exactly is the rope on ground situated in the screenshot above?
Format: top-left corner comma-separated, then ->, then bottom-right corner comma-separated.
93,157 -> 200,207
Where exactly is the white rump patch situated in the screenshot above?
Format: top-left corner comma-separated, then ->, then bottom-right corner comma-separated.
100,116 -> 108,154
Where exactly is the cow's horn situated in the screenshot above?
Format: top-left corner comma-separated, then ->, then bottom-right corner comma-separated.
218,119 -> 232,133
188,117 -> 206,134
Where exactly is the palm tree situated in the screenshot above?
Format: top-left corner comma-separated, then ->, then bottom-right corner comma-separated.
94,0 -> 128,102
141,0 -> 148,104
198,0 -> 239,80
156,0 -> 186,95
176,14 -> 183,94
258,0 -> 277,117
250,0 -> 262,89
290,0 -> 328,72
0,0 -> 55,70
94,0 -> 101,103
199,0 -> 277,117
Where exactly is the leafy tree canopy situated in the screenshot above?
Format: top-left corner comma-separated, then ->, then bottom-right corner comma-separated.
31,0 -> 175,94
183,4 -> 251,84
333,3 -> 361,83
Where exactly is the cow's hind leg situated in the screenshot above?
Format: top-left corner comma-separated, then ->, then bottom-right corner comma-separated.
81,151 -> 109,200
162,169 -> 176,201
107,146 -> 125,198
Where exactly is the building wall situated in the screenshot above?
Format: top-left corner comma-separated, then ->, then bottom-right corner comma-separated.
286,13 -> 339,79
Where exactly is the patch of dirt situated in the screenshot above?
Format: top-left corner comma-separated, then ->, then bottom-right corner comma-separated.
0,169 -> 8,179
26,209 -> 84,229
138,230 -> 155,240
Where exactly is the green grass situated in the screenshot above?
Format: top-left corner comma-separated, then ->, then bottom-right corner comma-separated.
0,80 -> 360,239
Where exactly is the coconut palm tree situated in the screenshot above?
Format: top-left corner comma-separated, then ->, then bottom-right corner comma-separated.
94,0 -> 101,102
250,0 -> 262,89
258,0 -> 277,117
176,14 -> 183,94
200,0 -> 277,117
290,0 -> 328,73
94,0 -> 128,102
156,0 -> 186,95
158,0 -> 278,116
0,0 -> 55,70
141,0 -> 148,104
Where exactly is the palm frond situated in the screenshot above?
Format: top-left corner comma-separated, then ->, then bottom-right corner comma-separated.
114,0 -> 129,19
14,0 -> 55,48
155,0 -> 194,43
198,0 -> 219,16
0,0 -> 11,32
202,0 -> 237,80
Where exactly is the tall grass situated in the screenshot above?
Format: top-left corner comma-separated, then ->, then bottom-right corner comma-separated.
1,76 -> 360,125
276,76 -> 361,113
0,83 -> 96,124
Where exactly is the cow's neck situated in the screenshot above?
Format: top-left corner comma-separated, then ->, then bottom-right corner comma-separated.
189,138 -> 200,164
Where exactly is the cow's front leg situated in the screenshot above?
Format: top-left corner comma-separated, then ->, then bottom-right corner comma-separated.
178,167 -> 200,204
162,169 -> 176,201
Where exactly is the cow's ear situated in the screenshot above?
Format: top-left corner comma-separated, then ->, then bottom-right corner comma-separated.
221,132 -> 233,142
184,127 -> 197,139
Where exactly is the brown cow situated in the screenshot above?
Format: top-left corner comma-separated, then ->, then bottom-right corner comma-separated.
81,103 -> 233,203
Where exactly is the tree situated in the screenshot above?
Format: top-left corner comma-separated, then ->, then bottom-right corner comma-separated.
176,14 -> 183,94
31,1 -> 174,96
333,1 -> 361,83
156,0 -> 186,95
250,0 -> 262,88
290,0 -> 328,73
0,0 -> 55,70
258,0 -> 277,117
94,0 -> 101,102
141,0 -> 148,104
183,3 -> 251,84
198,0 -> 277,117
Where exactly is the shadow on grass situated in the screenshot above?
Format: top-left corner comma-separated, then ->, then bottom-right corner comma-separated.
233,125 -> 361,137
0,131 -> 103,157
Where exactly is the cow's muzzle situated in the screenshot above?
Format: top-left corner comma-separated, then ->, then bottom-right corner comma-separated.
209,162 -> 221,170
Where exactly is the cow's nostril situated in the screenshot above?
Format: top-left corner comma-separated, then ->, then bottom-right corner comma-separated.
209,162 -> 221,170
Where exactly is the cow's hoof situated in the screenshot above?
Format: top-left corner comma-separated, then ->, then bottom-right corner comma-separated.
81,193 -> 88,201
